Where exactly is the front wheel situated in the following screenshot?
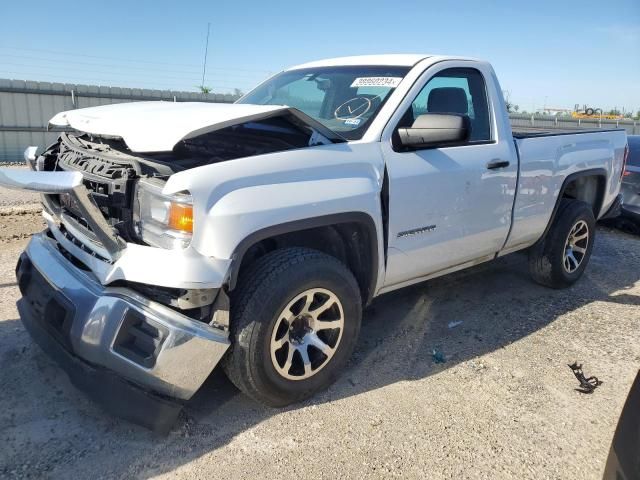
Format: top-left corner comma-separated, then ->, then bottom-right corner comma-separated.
222,247 -> 362,407
528,199 -> 596,288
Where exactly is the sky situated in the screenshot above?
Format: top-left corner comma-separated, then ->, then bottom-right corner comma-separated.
1,0 -> 639,113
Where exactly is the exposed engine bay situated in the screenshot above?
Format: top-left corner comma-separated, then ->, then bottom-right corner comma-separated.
36,114 -> 331,320
48,113 -> 326,176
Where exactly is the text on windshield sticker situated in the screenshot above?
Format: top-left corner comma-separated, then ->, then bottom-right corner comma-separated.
350,77 -> 403,88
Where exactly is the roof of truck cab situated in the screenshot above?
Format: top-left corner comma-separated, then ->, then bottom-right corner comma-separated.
287,54 -> 432,70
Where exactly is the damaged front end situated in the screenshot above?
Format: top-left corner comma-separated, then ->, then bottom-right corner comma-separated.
31,104 -> 340,316
27,103 -> 343,315
4,152 -> 231,430
0,102 -> 342,429
18,133 -> 230,319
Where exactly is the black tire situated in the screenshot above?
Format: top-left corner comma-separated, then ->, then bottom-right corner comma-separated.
222,247 -> 362,407
528,199 -> 596,288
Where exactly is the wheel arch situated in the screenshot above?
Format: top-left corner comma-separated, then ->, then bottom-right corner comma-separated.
541,168 -> 607,239
227,212 -> 380,305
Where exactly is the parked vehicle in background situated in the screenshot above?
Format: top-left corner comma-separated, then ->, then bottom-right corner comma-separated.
603,370 -> 640,480
602,135 -> 640,234
619,135 -> 640,230
0,54 -> 628,430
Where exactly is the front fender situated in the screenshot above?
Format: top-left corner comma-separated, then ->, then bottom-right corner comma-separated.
201,176 -> 381,257
163,142 -> 386,290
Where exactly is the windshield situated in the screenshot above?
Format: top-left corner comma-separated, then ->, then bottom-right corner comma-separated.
237,66 -> 411,140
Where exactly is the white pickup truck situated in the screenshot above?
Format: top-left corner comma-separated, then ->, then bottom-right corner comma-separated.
1,54 -> 628,429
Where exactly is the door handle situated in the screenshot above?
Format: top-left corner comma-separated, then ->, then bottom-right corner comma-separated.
486,159 -> 510,170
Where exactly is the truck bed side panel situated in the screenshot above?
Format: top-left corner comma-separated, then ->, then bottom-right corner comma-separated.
503,130 -> 626,251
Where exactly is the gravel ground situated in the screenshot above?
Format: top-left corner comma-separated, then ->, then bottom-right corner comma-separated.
0,167 -> 41,211
0,207 -> 638,479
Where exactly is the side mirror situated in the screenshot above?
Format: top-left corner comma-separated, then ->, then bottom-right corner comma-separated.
397,113 -> 470,149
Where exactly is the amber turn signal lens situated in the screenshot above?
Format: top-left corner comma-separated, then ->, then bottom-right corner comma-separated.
168,203 -> 194,233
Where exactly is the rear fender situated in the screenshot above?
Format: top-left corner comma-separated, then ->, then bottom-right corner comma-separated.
539,168 -> 607,240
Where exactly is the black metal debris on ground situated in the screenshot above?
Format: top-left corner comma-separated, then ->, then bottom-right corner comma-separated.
432,349 -> 446,364
568,362 -> 603,394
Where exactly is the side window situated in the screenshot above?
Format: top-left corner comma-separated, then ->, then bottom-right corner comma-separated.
403,68 -> 491,142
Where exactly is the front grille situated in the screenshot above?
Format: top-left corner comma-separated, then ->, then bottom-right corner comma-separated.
57,152 -> 133,180
43,133 -> 139,242
58,223 -> 111,263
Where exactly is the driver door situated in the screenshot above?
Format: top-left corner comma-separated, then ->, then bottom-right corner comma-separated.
382,66 -> 517,288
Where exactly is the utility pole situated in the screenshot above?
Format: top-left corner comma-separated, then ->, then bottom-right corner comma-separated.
201,22 -> 211,88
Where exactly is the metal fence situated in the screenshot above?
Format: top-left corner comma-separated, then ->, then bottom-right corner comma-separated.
1,78 -> 638,162
510,113 -> 639,135
0,79 -> 240,162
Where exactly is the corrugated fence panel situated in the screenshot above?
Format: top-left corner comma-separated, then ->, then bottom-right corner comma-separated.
0,78 -> 241,162
510,113 -> 639,135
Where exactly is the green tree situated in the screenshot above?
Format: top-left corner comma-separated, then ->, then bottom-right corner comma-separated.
198,85 -> 212,94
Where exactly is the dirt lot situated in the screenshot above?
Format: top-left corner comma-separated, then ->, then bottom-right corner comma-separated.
0,190 -> 638,479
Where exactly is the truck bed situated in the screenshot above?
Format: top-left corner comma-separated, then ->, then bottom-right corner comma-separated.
503,128 -> 627,254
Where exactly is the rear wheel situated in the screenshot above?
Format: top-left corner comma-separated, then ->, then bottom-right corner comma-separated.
222,247 -> 362,407
528,199 -> 596,288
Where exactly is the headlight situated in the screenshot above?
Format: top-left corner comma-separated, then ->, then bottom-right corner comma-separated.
133,178 -> 194,249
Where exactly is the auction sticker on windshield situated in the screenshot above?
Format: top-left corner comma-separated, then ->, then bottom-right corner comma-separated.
350,77 -> 403,88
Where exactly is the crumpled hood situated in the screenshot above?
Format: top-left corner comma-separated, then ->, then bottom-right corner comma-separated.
49,101 -> 340,152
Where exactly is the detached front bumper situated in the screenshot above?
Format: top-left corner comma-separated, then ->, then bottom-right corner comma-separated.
16,232 -> 230,430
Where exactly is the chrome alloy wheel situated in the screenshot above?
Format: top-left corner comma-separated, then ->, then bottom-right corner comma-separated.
563,220 -> 589,273
270,288 -> 344,381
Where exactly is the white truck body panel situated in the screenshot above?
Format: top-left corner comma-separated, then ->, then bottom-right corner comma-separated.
288,54 -> 429,70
